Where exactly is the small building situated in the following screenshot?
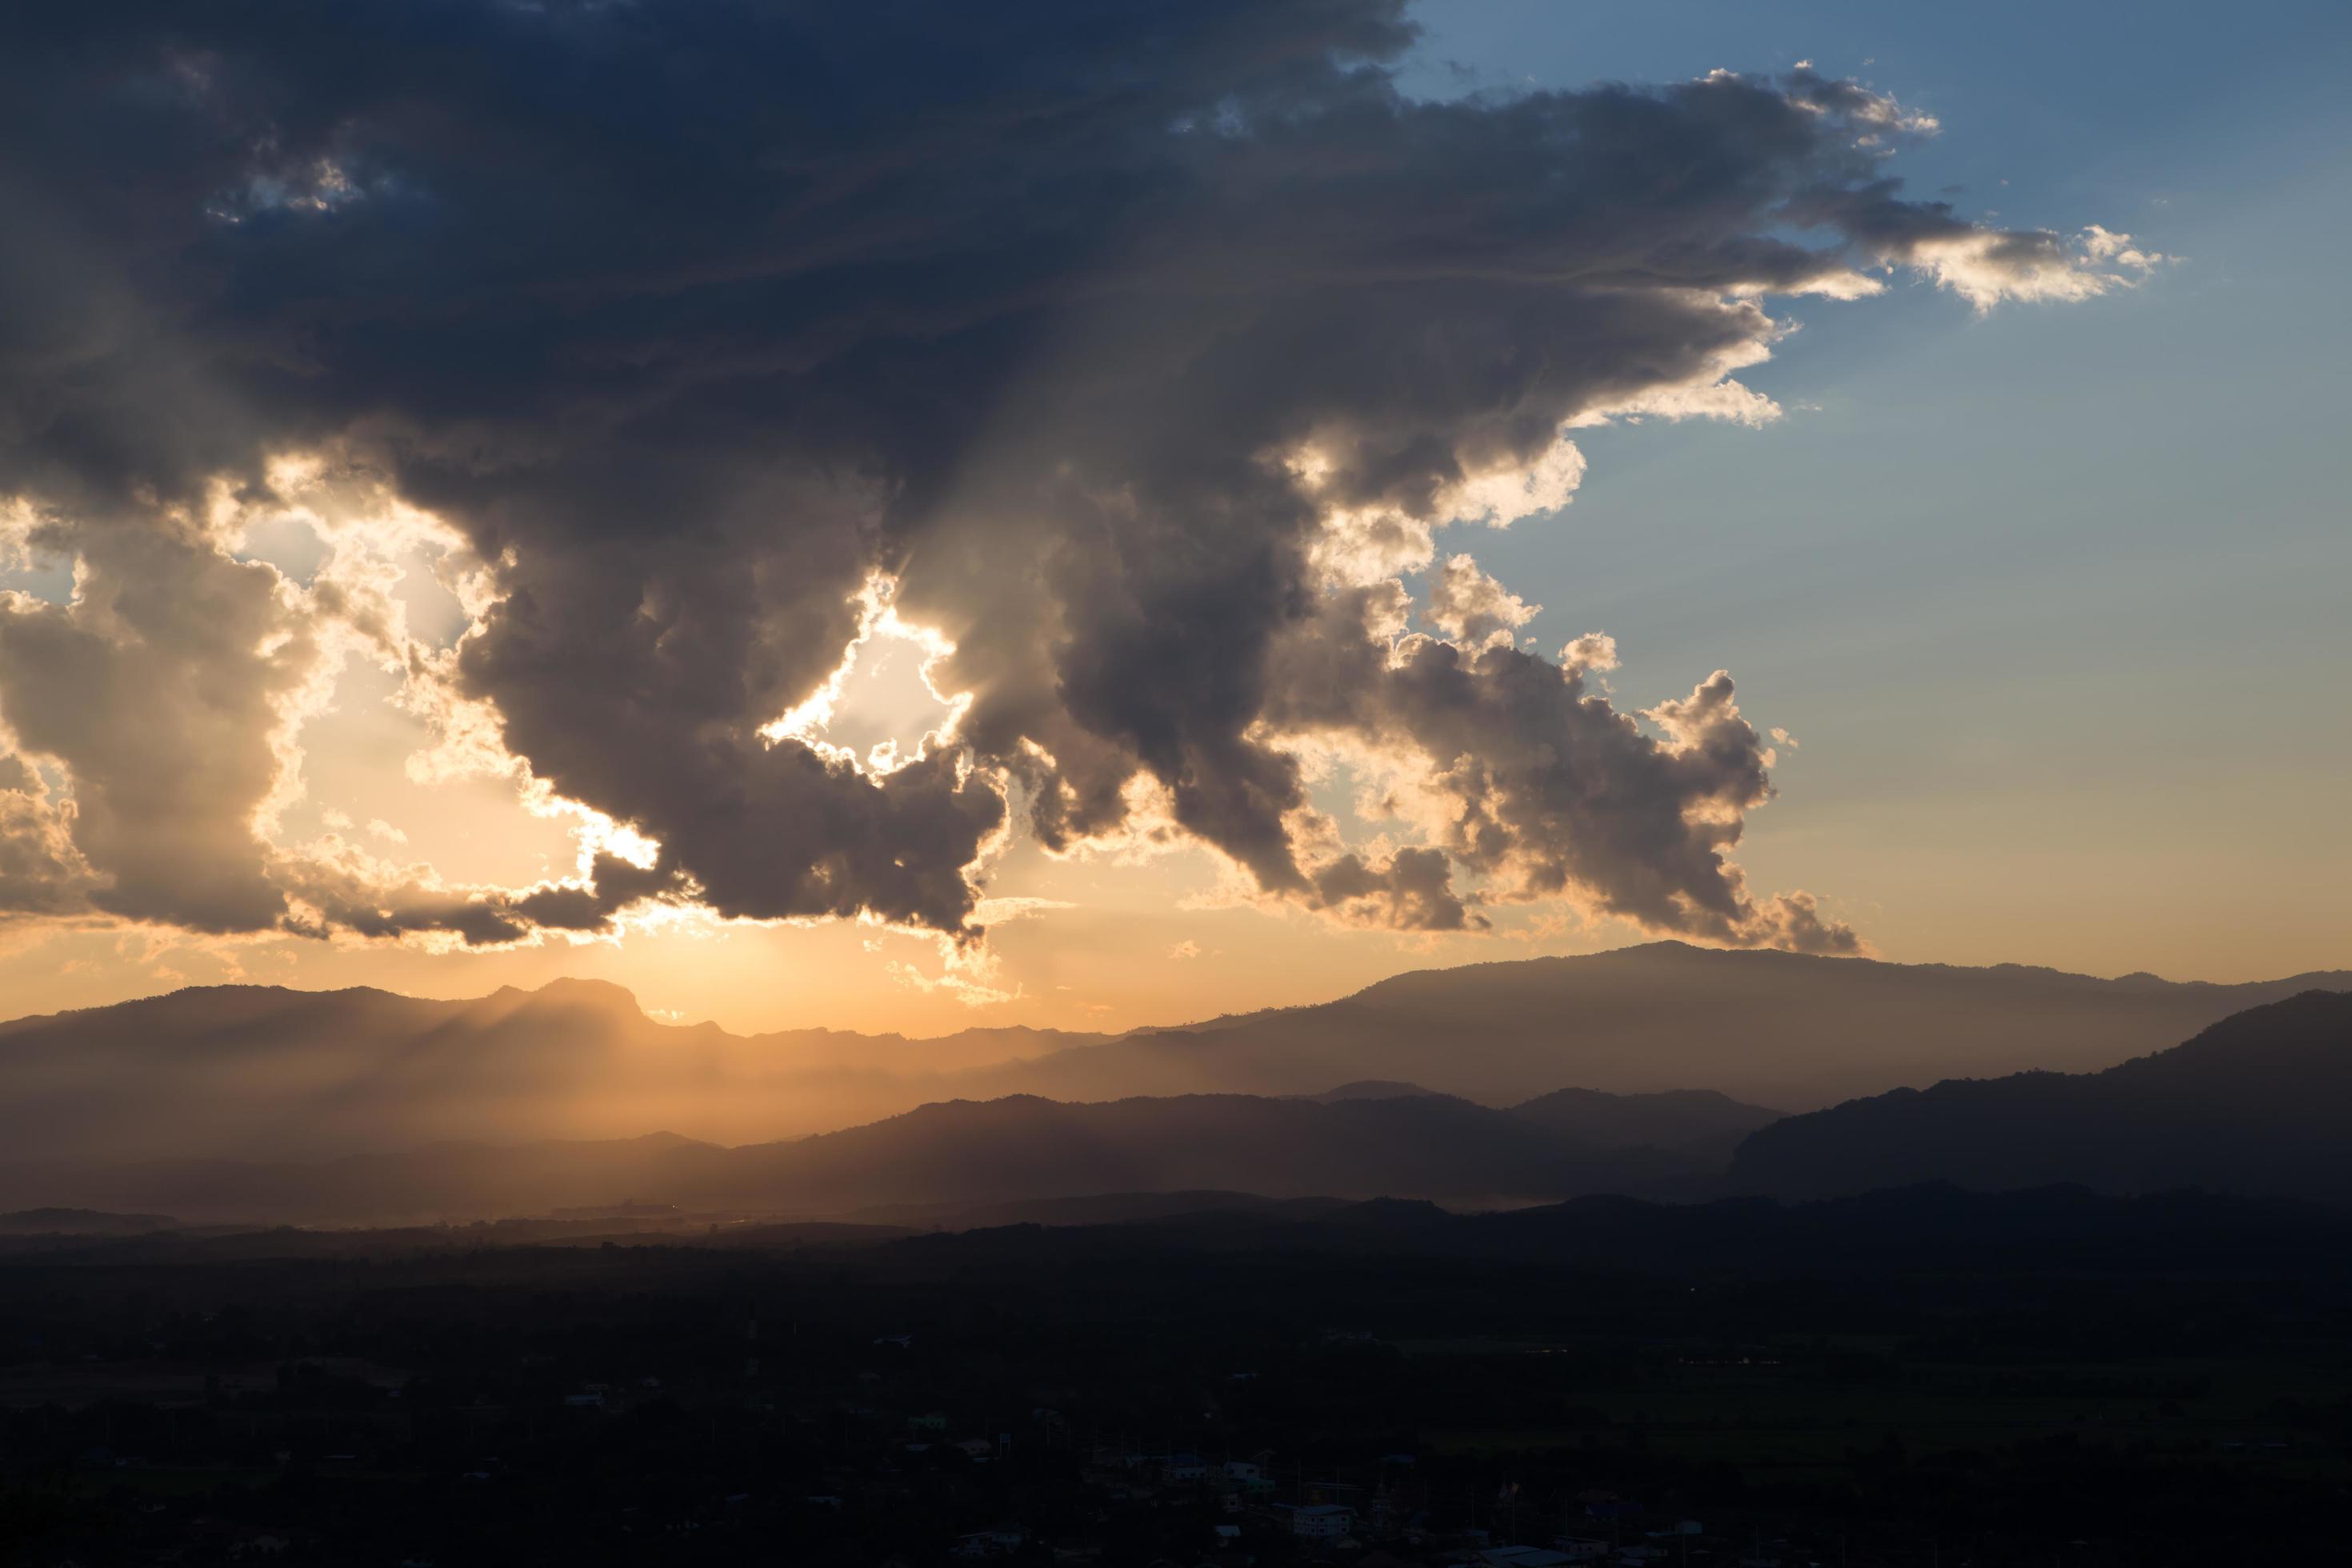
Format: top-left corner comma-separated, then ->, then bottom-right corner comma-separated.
1286,1504 -> 1355,1540
1222,1459 -> 1275,1495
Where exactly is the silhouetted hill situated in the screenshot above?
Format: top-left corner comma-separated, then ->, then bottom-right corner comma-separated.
0,981 -> 1106,1160
1308,1079 -> 1441,1102
1507,1086 -> 1782,1154
0,1208 -> 178,1236
0,1131 -> 735,1227
0,1092 -> 1727,1226
986,942 -> 2352,1109
1729,991 -> 2352,1198
928,1183 -> 2352,1279
702,1093 -> 1706,1213
17,1184 -> 2352,1284
844,1190 -> 1356,1230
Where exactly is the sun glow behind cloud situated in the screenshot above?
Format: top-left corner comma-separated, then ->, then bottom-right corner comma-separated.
762,576 -> 974,780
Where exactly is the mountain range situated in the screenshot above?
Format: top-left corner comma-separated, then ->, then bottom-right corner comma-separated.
1020,943 -> 2352,1110
3,986 -> 2347,1222
0,1085 -> 1781,1226
3,942 -> 2342,1163
0,978 -> 1101,1162
1730,990 -> 2352,1199
14,980 -> 2352,1223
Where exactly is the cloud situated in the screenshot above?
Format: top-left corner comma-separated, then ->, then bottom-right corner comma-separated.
2078,225 -> 2157,267
0,754 -> 96,918
1424,556 -> 1539,653
1306,843 -> 1488,934
1262,593 -> 1850,944
1752,890 -> 1866,957
1169,940 -> 1202,961
1560,634 -> 1621,678
0,518 -> 308,932
1783,189 -> 2164,314
0,5 -> 2132,954
973,897 -> 1078,925
278,846 -> 681,948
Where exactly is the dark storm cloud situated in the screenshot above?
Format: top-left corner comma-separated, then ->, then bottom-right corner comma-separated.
0,2 -> 2133,947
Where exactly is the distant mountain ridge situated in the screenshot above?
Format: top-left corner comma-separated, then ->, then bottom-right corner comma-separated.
1306,1079 -> 1440,1102
972,942 -> 2352,1110
26,984 -> 2338,1225
0,943 -> 2342,1163
0,1084 -> 1781,1226
1729,990 -> 2352,1199
0,1207 -> 178,1236
0,979 -> 1104,1161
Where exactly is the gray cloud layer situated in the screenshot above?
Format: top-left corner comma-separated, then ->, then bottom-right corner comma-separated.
0,1 -> 2142,952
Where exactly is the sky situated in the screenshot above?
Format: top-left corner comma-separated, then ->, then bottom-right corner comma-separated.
0,0 -> 2343,1037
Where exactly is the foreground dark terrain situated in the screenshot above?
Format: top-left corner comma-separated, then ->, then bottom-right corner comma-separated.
5,1186 -> 2351,1567
5,984 -> 2347,1565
